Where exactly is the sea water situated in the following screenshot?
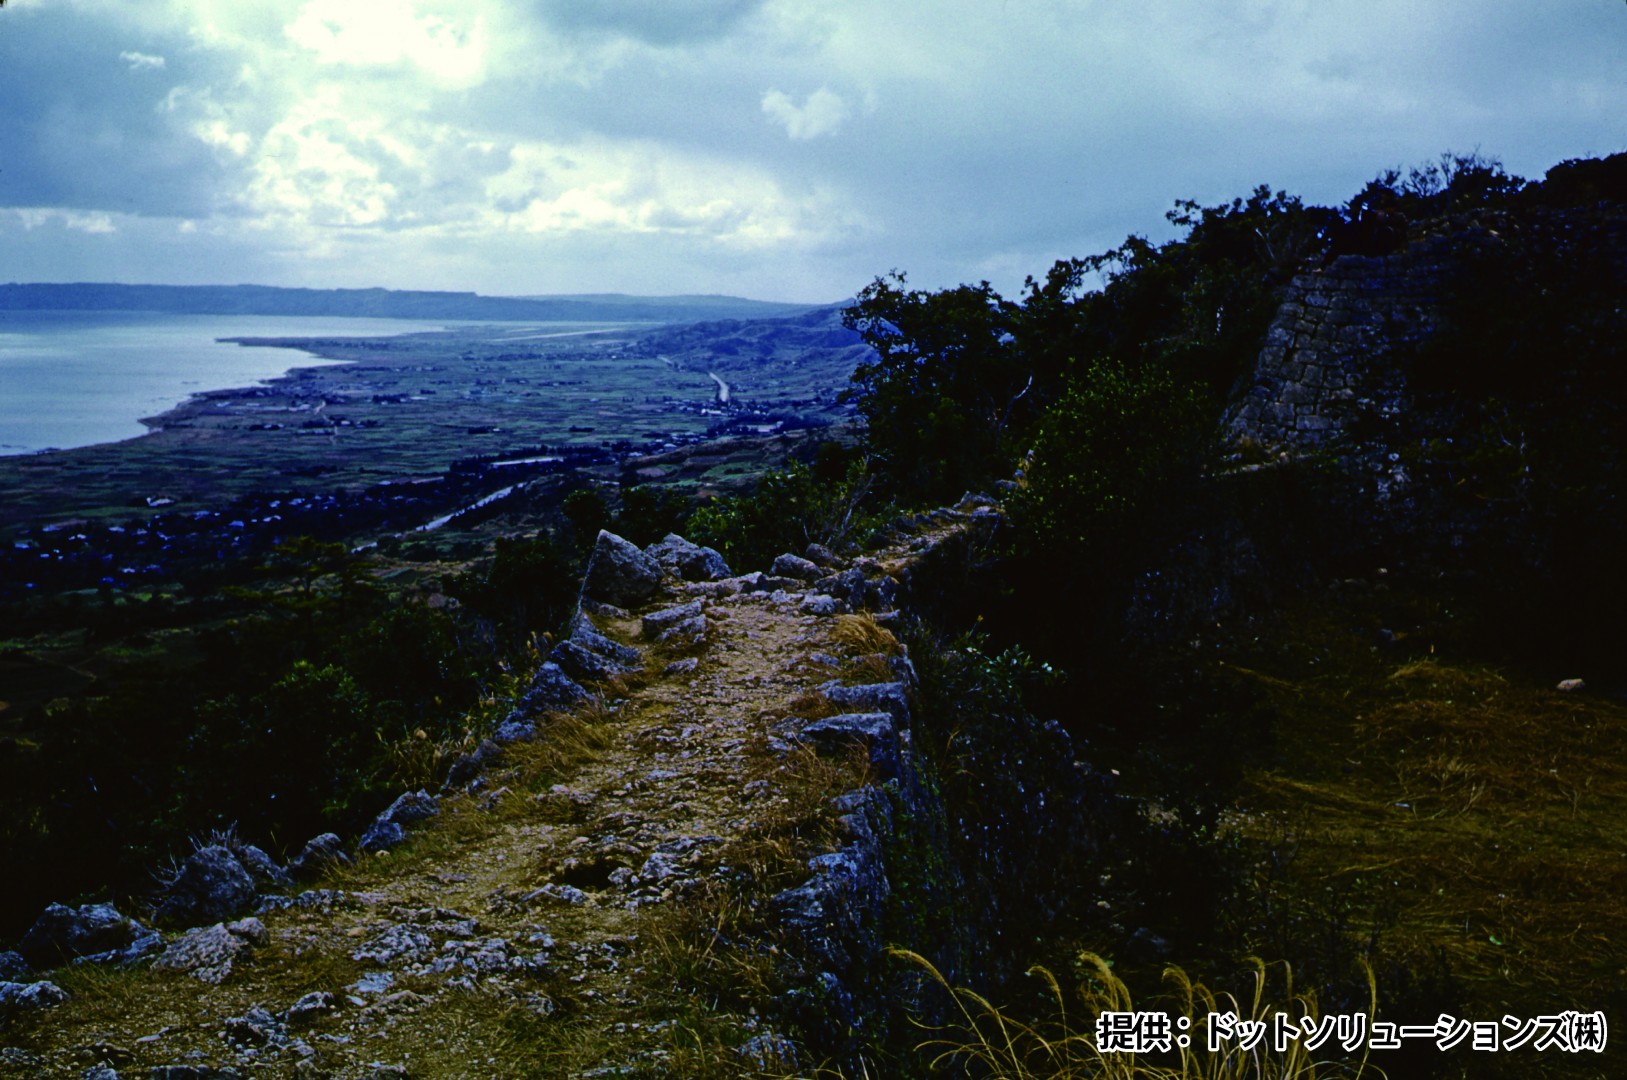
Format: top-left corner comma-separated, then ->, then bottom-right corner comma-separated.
0,311 -> 452,456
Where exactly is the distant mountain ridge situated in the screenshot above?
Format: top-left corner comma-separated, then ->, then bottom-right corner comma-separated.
0,282 -> 825,324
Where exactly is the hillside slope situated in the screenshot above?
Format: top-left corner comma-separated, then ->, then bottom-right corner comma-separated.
0,513 -> 995,1079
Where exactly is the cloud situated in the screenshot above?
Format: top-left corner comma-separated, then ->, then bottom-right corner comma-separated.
481,137 -> 855,248
535,0 -> 765,46
4,0 -> 1627,302
761,87 -> 848,141
119,51 -> 166,71
284,0 -> 488,89
12,208 -> 118,234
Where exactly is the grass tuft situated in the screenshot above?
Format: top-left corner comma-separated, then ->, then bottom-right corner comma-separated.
832,613 -> 901,657
897,948 -> 1376,1080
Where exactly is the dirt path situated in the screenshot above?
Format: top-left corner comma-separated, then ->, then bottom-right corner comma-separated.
1,564 -> 912,1078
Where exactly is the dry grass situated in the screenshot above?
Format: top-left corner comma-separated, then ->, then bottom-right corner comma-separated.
899,949 -> 1375,1080
626,739 -> 873,1079
1226,598 -> 1627,1074
832,613 -> 901,656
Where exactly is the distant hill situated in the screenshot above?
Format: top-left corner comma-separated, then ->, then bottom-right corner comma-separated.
0,282 -> 827,324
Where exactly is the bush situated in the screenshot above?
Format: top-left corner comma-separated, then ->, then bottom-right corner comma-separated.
687,459 -> 883,572
1012,358 -> 1212,575
445,533 -> 581,647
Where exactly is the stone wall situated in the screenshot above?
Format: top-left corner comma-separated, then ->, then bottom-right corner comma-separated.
1227,207 -> 1627,455
1224,240 -> 1454,452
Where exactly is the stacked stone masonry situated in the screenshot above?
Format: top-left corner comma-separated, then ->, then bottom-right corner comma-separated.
1226,241 -> 1457,451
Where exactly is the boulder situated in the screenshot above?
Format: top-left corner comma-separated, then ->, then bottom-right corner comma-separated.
0,980 -> 70,1011
798,712 -> 904,779
641,600 -> 704,640
236,845 -> 293,890
287,833 -> 350,880
506,662 -> 589,723
0,952 -> 26,981
154,923 -> 253,985
568,611 -> 643,667
800,594 -> 845,616
285,990 -> 337,1024
819,681 -> 910,723
154,847 -> 258,927
644,534 -> 731,581
812,567 -> 867,608
549,639 -> 629,682
444,739 -> 502,790
772,553 -> 823,581
17,902 -> 150,969
582,530 -> 663,607
803,543 -> 844,568
358,791 -> 439,854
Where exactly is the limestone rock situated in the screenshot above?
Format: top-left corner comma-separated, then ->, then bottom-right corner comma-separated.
225,917 -> 268,947
284,990 -> 337,1024
800,594 -> 845,616
644,533 -> 731,581
235,845 -> 293,890
547,640 -> 612,682
819,681 -> 910,723
0,980 -> 70,1010
568,611 -> 643,666
811,567 -> 867,608
772,553 -> 823,581
154,923 -> 251,984
0,951 -> 26,981
502,662 -> 589,731
582,530 -> 663,606
358,791 -> 439,854
738,1032 -> 800,1071
155,846 -> 258,927
443,739 -> 502,790
223,1005 -> 284,1049
18,902 -> 153,968
287,833 -> 350,880
641,600 -> 704,640
803,543 -> 844,568
798,712 -> 903,779
352,924 -> 433,965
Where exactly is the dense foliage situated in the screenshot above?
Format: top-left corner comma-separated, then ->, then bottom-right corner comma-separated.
828,151 -> 1627,1054
687,445 -> 882,571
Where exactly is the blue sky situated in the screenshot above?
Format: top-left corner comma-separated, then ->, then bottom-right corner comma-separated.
1,0 -> 1623,302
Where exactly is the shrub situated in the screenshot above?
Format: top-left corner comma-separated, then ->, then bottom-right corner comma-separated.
687,459 -> 882,572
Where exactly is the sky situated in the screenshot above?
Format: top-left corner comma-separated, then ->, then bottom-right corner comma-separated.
1,0 -> 1623,304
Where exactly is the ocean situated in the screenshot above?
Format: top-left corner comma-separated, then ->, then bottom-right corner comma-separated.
0,311 -> 453,456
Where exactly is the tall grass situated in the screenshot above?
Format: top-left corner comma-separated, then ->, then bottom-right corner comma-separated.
896,949 -> 1378,1080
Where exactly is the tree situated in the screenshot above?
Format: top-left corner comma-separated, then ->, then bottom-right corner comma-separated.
1013,357 -> 1212,571
842,273 -> 1026,501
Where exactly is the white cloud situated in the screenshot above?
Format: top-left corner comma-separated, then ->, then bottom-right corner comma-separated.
119,51 -> 166,71
12,208 -> 117,234
761,87 -> 848,141
6,0 -> 1627,301
284,0 -> 488,89
482,137 -> 855,248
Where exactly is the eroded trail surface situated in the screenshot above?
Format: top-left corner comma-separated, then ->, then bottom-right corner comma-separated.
0,525 -> 969,1079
